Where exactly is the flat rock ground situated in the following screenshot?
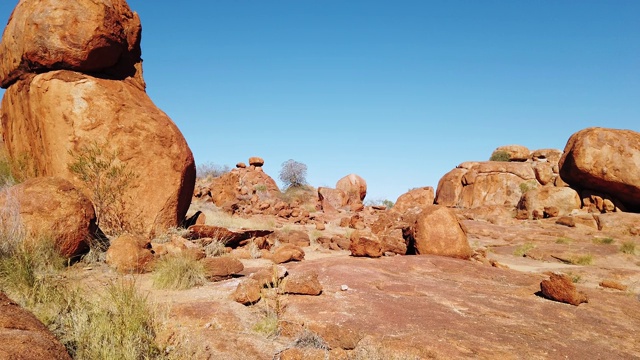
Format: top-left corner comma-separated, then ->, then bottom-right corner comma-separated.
71,212 -> 640,359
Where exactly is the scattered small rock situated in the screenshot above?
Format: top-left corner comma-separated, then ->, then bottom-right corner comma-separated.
540,273 -> 588,306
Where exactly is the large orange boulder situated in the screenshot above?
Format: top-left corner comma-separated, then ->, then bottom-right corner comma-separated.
410,205 -> 472,259
491,145 -> 530,161
0,0 -> 143,89
517,187 -> 581,220
105,234 -> 154,273
393,186 -> 435,214
435,162 -> 537,209
559,127 -> 640,212
208,166 -> 281,211
1,71 -> 195,235
317,187 -> 347,212
0,177 -> 96,258
0,292 -> 72,360
336,174 -> 367,206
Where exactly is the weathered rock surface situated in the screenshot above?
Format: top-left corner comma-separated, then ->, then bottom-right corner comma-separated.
206,166 -> 281,213
280,256 -> 640,359
492,145 -> 530,161
559,127 -> 640,212
436,162 -> 537,208
410,205 -> 472,259
0,177 -> 96,258
233,278 -> 262,305
540,273 -> 588,306
105,234 -> 154,273
271,244 -> 305,264
336,174 -> 367,207
392,186 -> 434,214
0,0 -> 143,89
186,225 -> 272,248
317,187 -> 347,212
282,270 -> 323,295
0,292 -> 72,360
517,187 -> 581,219
349,231 -> 383,258
201,257 -> 244,281
1,71 -> 195,235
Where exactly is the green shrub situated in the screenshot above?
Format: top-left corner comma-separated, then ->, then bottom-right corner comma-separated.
152,255 -> 206,290
519,180 -> 538,194
490,150 -> 510,162
68,142 -> 140,236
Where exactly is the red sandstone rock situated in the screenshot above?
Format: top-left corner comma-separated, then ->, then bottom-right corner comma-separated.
0,292 -> 72,360
349,231 -> 383,258
272,244 -> 305,264
233,278 -> 262,305
105,234 -> 154,273
282,270 -> 323,295
317,187 -> 348,212
201,256 -> 244,281
540,273 -> 588,306
336,174 -> 367,207
410,206 -> 472,259
393,186 -> 435,214
559,127 -> 640,211
0,0 -> 143,89
0,177 -> 96,258
492,145 -> 530,161
517,187 -> 581,220
248,157 -> 264,167
0,71 -> 195,236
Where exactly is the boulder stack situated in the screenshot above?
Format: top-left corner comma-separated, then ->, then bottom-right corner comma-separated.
0,0 -> 196,236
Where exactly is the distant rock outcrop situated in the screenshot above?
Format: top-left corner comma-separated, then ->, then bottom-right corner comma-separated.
0,0 -> 196,236
559,127 -> 640,212
336,174 -> 367,209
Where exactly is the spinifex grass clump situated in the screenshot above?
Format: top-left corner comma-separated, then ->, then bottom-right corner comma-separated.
152,255 -> 206,290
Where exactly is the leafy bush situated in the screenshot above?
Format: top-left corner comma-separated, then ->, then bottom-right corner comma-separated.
279,159 -> 307,188
152,255 -> 206,290
196,162 -> 231,179
490,150 -> 511,162
68,142 -> 140,236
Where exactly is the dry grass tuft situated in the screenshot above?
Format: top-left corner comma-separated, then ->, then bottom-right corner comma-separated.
152,255 -> 206,290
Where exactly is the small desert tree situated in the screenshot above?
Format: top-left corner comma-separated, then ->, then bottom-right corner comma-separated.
279,159 -> 307,188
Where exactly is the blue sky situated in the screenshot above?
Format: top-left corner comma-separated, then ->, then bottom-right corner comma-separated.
1,1 -> 638,201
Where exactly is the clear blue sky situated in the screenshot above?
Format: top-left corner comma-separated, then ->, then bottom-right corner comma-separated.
1,1 -> 638,201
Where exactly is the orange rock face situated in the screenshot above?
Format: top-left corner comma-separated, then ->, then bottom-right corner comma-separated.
410,205 -> 472,259
393,186 -> 435,214
1,71 -> 195,235
336,174 -> 367,206
0,292 -> 72,360
0,0 -> 143,89
0,177 -> 96,258
540,273 -> 588,306
105,234 -> 154,273
559,127 -> 640,212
